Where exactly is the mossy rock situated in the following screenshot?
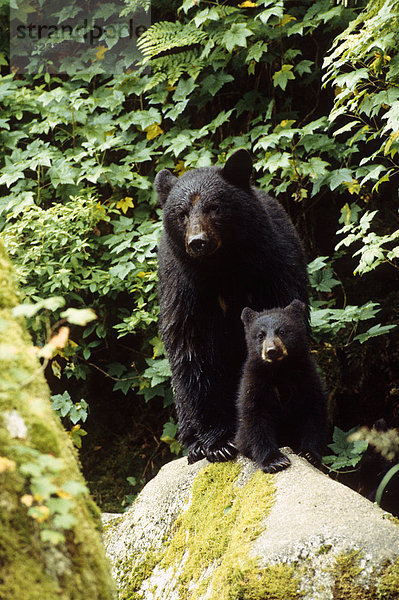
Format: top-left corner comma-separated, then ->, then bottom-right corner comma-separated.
0,240 -> 115,600
103,452 -> 399,600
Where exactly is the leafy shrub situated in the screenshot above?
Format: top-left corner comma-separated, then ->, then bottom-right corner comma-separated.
0,0 -> 397,447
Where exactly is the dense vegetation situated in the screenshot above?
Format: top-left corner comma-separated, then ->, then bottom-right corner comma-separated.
1,0 -> 398,508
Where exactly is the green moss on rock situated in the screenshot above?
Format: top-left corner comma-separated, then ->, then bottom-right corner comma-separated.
225,564 -> 303,600
376,557 -> 399,599
119,551 -> 161,600
330,550 -> 399,600
114,457 -> 399,600
332,551 -> 377,600
0,239 -> 19,309
28,421 -> 61,455
121,461 -> 302,600
0,240 -> 115,600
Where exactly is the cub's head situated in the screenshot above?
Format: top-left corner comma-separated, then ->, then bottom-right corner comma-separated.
241,300 -> 308,365
154,149 -> 253,259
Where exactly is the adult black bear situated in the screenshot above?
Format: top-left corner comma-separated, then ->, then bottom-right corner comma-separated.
235,300 -> 328,473
155,149 -> 309,464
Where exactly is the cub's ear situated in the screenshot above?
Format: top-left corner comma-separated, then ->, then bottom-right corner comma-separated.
154,169 -> 178,207
241,307 -> 258,326
221,149 -> 252,188
286,299 -> 306,316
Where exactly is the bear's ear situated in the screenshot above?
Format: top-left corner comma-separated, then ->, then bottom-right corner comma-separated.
241,307 -> 258,326
286,299 -> 306,317
154,169 -> 178,207
221,149 -> 252,188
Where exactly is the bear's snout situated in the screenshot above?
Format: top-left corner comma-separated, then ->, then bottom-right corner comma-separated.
261,337 -> 287,363
187,232 -> 209,256
185,215 -> 221,258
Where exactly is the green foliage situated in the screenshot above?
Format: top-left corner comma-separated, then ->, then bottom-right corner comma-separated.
324,0 -> 399,187
323,426 -> 369,471
309,256 -> 395,346
15,445 -> 87,545
51,391 -> 88,424
336,203 -> 399,275
51,391 -> 89,448
0,0 -> 398,446
323,0 -> 399,255
161,418 -> 182,455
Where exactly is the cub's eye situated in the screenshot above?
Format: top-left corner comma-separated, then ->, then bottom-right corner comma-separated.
277,327 -> 287,336
257,331 -> 265,342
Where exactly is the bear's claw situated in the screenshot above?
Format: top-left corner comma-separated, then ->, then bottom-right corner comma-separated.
298,450 -> 321,466
187,441 -> 238,464
261,452 -> 291,474
207,442 -> 238,463
187,443 -> 207,464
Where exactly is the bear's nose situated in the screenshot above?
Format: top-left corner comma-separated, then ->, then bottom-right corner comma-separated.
266,347 -> 279,361
261,340 -> 283,362
187,233 -> 208,254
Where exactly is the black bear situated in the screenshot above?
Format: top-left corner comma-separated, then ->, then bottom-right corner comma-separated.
155,149 -> 309,464
235,300 -> 328,473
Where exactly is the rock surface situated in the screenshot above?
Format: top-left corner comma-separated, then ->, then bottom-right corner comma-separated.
103,450 -> 399,600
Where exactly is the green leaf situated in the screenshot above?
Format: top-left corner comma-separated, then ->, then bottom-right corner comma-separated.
272,64 -> 295,91
61,308 -> 97,326
263,151 -> 291,173
173,77 -> 198,102
334,68 -> 369,91
329,168 -> 353,191
222,23 -> 253,52
295,60 -> 314,76
201,73 -> 234,97
40,530 -> 65,544
161,419 -> 178,441
339,202 -> 362,226
354,324 -> 397,344
307,157 -> 330,179
257,3 -> 284,24
62,480 -> 87,496
0,170 -> 25,187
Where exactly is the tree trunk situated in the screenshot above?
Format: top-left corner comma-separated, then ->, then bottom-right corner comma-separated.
0,240 -> 115,600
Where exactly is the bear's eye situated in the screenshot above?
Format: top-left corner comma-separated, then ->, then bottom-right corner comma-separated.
176,210 -> 188,222
206,204 -> 220,216
277,327 -> 287,336
257,331 -> 265,342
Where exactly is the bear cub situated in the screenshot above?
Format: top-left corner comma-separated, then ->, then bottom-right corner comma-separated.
235,299 -> 328,473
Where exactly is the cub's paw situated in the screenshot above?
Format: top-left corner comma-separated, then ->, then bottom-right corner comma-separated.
187,442 -> 207,465
261,451 -> 291,474
206,441 -> 238,463
298,450 -> 321,467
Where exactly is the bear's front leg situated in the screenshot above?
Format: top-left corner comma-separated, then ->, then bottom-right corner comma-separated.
172,358 -> 238,465
158,273 -> 241,465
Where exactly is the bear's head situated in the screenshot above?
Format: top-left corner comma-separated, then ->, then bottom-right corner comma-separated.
241,300 -> 309,365
154,149 -> 253,259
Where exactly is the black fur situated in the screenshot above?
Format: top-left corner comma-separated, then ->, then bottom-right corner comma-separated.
155,149 -> 309,464
235,300 -> 328,473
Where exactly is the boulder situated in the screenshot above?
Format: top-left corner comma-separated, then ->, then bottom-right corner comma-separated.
103,449 -> 399,600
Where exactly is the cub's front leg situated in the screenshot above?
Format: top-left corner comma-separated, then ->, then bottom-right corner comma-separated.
235,382 -> 291,473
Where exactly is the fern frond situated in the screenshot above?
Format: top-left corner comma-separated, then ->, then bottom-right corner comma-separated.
137,21 -> 208,60
149,50 -> 206,86
142,70 -> 168,93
